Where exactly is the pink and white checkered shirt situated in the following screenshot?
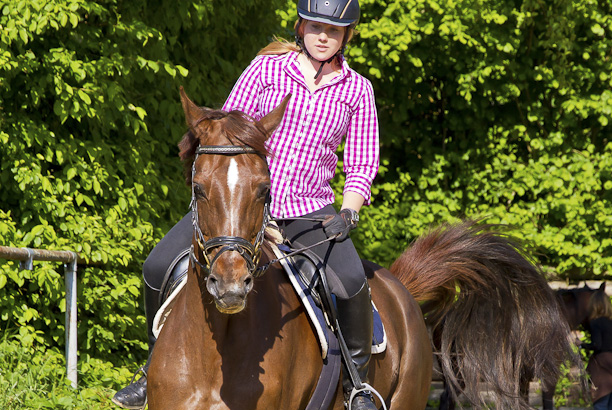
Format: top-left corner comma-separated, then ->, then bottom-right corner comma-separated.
223,51 -> 379,219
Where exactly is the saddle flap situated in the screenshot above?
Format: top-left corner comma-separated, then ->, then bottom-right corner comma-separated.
271,243 -> 387,358
278,244 -> 323,306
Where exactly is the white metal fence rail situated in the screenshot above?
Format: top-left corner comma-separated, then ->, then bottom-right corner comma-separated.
0,245 -> 80,388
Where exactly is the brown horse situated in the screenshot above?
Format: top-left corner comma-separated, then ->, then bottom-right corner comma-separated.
558,282 -> 606,331
146,88 -> 577,410
539,283 -> 604,409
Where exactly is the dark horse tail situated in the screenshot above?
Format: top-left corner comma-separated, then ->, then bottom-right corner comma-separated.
390,220 -> 581,409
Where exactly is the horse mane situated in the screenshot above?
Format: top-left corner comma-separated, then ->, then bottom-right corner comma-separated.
178,109 -> 270,184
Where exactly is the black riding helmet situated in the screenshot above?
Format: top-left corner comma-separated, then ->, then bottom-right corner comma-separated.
295,0 -> 360,79
297,0 -> 360,27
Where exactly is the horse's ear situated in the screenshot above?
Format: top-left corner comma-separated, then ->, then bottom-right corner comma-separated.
180,86 -> 210,129
600,282 -> 606,291
258,94 -> 291,136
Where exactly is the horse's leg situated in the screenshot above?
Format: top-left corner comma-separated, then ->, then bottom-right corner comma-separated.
520,371 -> 534,408
541,378 -> 557,410
438,380 -> 456,410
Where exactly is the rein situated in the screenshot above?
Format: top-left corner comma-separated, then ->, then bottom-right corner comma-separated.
255,233 -> 336,275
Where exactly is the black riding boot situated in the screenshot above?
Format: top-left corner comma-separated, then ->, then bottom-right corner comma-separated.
112,281 -> 159,410
336,282 -> 378,410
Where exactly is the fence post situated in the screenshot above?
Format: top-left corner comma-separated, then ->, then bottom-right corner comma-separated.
64,253 -> 78,388
0,246 -> 84,388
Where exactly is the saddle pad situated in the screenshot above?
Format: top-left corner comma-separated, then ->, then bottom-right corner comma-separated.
152,278 -> 187,339
271,243 -> 387,359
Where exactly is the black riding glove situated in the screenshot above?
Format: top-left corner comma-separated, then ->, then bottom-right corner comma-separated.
322,208 -> 359,242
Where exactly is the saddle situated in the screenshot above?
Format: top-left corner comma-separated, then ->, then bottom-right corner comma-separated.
268,241 -> 387,358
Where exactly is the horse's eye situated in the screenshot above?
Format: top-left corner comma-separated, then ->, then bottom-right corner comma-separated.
257,183 -> 270,199
193,184 -> 207,199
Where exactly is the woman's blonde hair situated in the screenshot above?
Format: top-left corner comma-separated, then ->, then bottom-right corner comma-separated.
589,290 -> 612,320
258,20 -> 355,56
258,35 -> 301,56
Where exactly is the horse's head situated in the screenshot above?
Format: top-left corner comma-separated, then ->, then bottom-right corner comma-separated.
558,282 -> 607,329
178,87 -> 289,314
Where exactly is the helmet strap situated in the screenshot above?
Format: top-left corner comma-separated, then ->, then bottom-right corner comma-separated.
313,53 -> 339,80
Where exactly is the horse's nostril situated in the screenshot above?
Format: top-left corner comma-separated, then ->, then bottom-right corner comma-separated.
244,275 -> 253,291
206,275 -> 219,297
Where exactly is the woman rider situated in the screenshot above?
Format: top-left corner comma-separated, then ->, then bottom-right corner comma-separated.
582,290 -> 612,409
113,1 -> 380,409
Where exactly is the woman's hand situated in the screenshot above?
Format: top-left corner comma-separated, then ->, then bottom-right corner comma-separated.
322,208 -> 359,241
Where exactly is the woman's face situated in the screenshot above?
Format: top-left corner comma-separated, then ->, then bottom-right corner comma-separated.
302,20 -> 345,62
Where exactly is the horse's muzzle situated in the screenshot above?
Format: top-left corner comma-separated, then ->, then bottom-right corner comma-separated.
206,273 -> 253,314
214,297 -> 247,314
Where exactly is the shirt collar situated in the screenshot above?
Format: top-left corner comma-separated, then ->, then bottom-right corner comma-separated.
285,51 -> 351,90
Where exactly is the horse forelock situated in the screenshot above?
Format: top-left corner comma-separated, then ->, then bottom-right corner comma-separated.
178,109 -> 270,185
224,111 -> 270,156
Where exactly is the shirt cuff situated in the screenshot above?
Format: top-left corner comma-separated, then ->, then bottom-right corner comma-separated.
344,174 -> 373,205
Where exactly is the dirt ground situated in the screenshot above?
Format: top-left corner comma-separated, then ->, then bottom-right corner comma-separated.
426,380 -> 589,409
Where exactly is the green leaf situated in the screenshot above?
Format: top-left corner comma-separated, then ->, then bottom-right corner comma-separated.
19,29 -> 28,43
118,197 -> 127,211
135,107 -> 147,120
176,65 -> 189,77
69,12 -> 79,28
147,61 -> 159,72
78,89 -> 91,104
66,168 -> 77,180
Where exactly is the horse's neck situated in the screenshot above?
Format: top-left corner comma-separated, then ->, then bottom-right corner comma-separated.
185,265 -> 294,344
561,291 -> 589,330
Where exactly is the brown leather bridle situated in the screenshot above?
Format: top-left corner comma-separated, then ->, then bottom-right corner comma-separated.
189,145 -> 270,278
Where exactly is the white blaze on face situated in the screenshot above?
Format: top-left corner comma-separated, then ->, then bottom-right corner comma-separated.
227,158 -> 239,231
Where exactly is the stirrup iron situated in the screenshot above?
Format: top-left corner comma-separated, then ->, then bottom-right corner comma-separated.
346,383 -> 388,410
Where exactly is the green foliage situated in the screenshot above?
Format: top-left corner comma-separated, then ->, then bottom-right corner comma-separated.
553,359 -> 589,408
0,0 -> 286,386
0,334 -> 119,409
553,331 -> 591,408
321,0 -> 612,275
1,0 -> 612,405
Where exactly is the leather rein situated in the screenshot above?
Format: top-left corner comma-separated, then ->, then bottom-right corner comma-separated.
189,145 -> 270,278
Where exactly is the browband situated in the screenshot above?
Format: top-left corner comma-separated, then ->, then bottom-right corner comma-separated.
196,146 -> 257,155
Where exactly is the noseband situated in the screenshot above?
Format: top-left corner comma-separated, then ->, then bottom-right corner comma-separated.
190,145 -> 270,278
